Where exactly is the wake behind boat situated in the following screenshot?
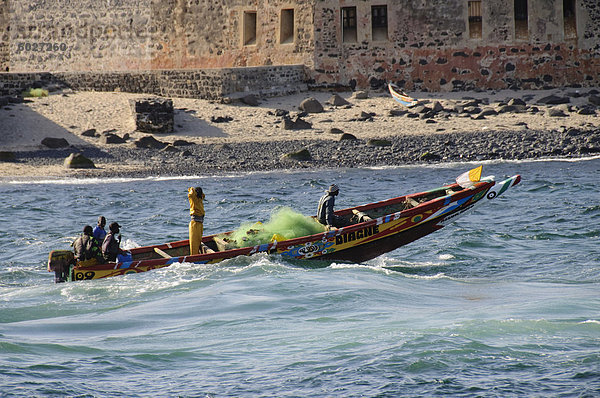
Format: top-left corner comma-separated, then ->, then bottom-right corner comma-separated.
48,168 -> 521,282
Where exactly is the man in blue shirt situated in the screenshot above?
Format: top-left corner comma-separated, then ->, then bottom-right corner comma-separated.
93,216 -> 107,242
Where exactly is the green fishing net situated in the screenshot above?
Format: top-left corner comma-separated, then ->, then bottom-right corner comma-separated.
218,207 -> 327,248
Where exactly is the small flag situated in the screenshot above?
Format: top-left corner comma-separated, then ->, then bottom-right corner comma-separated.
456,165 -> 483,188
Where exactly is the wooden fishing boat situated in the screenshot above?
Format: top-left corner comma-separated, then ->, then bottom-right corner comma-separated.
48,169 -> 521,282
388,82 -> 418,107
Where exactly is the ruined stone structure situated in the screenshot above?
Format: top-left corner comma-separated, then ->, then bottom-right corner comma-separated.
1,0 -> 599,95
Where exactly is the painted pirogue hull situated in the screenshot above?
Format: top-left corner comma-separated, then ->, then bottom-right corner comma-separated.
49,175 -> 520,281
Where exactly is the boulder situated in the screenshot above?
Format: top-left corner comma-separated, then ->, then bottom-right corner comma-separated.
589,95 -> 600,106
508,98 -> 527,106
431,101 -> 444,113
283,116 -> 312,130
81,128 -> 97,137
326,94 -> 350,107
299,97 -> 324,113
64,153 -> 95,169
538,95 -> 570,105
172,139 -> 194,146
240,94 -> 259,106
41,137 -> 69,148
100,133 -> 126,144
352,91 -> 369,100
547,108 -> 568,117
328,127 -> 344,135
134,135 -> 167,149
366,139 -> 392,147
0,151 -> 16,162
340,133 -> 358,141
130,97 -> 174,134
282,148 -> 312,161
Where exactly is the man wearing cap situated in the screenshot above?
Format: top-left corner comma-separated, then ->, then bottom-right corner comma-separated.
102,222 -> 128,262
317,184 -> 343,228
188,186 -> 205,255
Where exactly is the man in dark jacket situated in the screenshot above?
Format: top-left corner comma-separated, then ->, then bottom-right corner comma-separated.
102,222 -> 128,262
317,184 -> 345,228
73,225 -> 103,263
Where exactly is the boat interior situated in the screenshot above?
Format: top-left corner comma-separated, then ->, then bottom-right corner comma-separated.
128,183 -> 466,263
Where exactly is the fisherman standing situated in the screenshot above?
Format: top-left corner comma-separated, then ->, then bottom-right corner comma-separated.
188,186 -> 205,255
317,184 -> 344,228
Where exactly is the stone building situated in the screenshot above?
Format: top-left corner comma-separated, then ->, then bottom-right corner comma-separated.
1,0 -> 599,93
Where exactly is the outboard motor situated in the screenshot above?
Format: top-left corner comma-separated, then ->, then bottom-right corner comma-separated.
47,250 -> 75,283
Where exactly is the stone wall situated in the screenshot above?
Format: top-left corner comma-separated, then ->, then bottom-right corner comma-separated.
311,0 -> 600,90
0,65 -> 307,99
0,0 -> 8,72
1,0 -> 599,92
4,0 -> 314,72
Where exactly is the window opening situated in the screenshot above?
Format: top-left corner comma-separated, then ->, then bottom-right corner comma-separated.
514,0 -> 528,40
243,11 -> 257,46
468,1 -> 482,39
372,5 -> 388,41
342,7 -> 357,43
280,9 -> 294,44
563,0 -> 576,39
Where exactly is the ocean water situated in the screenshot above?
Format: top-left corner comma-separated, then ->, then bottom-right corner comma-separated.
1,159 -> 599,397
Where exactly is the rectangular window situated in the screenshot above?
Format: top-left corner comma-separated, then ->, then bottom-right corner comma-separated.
563,0 -> 576,39
280,9 -> 294,44
243,11 -> 257,46
514,0 -> 528,40
468,1 -> 482,39
342,7 -> 357,43
371,5 -> 388,41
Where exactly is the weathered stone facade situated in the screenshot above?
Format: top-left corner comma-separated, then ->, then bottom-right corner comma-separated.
0,65 -> 307,98
1,0 -> 599,93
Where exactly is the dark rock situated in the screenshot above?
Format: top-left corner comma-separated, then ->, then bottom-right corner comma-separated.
240,95 -> 259,106
211,115 -> 233,123
353,91 -> 369,100
431,101 -> 444,112
100,134 -> 126,144
366,139 -> 392,147
577,107 -> 596,115
326,94 -> 350,107
329,127 -> 344,134
81,128 -> 97,137
283,116 -> 312,130
275,109 -> 288,117
538,95 -> 570,105
420,152 -> 441,161
508,98 -> 527,106
130,97 -> 174,134
389,109 -> 408,117
589,95 -> 600,106
173,139 -> 194,146
282,148 -> 312,161
0,151 -> 16,162
41,137 -> 69,148
134,135 -> 167,149
64,153 -> 95,169
357,111 -> 375,121
547,108 -> 568,117
340,133 -> 358,141
299,97 -> 324,113
498,105 -> 525,113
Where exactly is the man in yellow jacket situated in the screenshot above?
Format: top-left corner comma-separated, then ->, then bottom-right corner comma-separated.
188,186 -> 205,255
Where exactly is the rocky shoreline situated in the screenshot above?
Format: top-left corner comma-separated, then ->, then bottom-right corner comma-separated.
7,126 -> 600,178
1,88 -> 599,178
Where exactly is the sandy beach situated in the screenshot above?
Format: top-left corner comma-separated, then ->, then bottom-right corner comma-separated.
1,86 -> 599,178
